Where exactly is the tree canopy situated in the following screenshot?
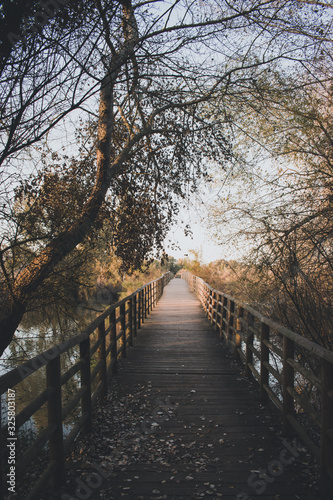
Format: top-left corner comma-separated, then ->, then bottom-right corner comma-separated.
207,39 -> 333,348
1,0 -> 332,354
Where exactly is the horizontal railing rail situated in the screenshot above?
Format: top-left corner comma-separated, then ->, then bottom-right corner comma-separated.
181,270 -> 333,494
0,272 -> 172,499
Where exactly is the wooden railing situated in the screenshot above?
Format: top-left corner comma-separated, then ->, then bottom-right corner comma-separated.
0,272 -> 172,500
182,270 -> 333,494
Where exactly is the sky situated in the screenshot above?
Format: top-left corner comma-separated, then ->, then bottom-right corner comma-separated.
165,220 -> 223,263
164,204 -> 238,264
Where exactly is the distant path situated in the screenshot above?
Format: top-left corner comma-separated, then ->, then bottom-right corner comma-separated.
56,278 -> 320,500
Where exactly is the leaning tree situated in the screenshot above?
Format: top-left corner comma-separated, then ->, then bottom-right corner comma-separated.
0,0 -> 329,354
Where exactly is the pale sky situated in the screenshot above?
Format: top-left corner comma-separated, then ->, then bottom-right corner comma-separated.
164,206 -> 234,264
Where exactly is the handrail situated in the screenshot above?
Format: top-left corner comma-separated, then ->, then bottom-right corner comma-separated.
0,272 -> 172,499
181,270 -> 333,494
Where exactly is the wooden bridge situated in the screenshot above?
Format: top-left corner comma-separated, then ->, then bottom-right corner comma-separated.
1,273 -> 333,499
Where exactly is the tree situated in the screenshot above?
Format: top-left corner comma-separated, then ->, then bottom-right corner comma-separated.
208,58 -> 333,348
1,0 -> 331,356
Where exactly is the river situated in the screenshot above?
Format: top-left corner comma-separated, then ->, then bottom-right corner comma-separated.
0,303 -> 101,450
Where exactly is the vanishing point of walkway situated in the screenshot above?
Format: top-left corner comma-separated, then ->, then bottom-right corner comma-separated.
54,278 -> 320,500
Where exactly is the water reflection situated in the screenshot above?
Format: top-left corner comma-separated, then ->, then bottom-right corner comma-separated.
1,304 -> 100,451
1,304 -> 98,374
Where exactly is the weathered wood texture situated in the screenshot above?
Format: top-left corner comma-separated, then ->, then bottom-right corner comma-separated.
183,271 -> 333,498
65,278 -> 322,500
0,272 -> 172,500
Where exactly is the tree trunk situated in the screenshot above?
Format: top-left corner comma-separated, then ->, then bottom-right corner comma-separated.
0,0 -> 138,356
0,291 -> 25,356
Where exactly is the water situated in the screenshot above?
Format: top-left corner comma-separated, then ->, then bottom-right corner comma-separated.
0,304 -> 98,375
0,304 -> 100,451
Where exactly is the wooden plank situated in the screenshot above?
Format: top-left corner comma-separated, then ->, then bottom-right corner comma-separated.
25,461 -> 58,500
263,337 -> 283,358
46,355 -> 64,488
288,357 -> 321,389
80,338 -> 92,434
321,358 -> 333,493
287,385 -> 321,428
283,336 -> 295,436
54,279 -> 321,500
16,424 -> 56,478
263,360 -> 282,383
2,274 -> 172,500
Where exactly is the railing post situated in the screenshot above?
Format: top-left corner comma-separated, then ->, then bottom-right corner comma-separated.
216,292 -> 222,332
205,287 -> 209,316
46,355 -> 65,488
157,279 -> 160,301
320,358 -> 333,496
200,282 -> 204,308
143,287 -> 147,320
133,294 -> 138,338
142,287 -> 145,320
227,299 -> 235,348
142,288 -> 145,324
128,299 -> 133,347
120,302 -> 126,358
203,285 -> 208,315
282,335 -> 294,436
210,290 -> 215,325
235,305 -> 243,360
260,322 -> 269,401
221,296 -> 228,341
245,312 -> 254,377
138,290 -> 142,329
110,310 -> 117,375
147,284 -> 150,315
215,291 -> 218,327
140,289 -> 145,324
80,338 -> 92,434
0,398 -> 3,499
98,320 -> 107,397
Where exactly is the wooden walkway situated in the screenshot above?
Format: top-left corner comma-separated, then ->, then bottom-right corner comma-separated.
56,279 -> 320,500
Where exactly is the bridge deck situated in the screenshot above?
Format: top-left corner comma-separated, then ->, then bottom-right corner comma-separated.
57,279 -> 320,500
